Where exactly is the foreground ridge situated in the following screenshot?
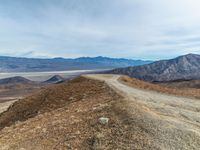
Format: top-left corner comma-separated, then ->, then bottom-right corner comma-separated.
0,75 -> 200,149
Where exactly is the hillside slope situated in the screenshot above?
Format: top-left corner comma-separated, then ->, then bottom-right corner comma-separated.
0,76 -> 41,103
108,54 -> 200,82
0,75 -> 200,149
1,76 -> 154,149
157,79 -> 200,89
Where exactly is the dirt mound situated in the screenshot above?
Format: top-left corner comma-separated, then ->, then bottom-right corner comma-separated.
0,76 -> 159,149
3,75 -> 200,149
0,77 -> 108,129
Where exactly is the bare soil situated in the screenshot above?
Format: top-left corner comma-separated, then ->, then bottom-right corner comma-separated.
0,76 -> 156,149
0,75 -> 200,149
85,74 -> 200,150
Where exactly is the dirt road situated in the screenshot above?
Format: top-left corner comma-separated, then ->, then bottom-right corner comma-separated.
84,74 -> 200,150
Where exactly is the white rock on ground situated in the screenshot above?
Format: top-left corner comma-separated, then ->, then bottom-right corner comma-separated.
98,117 -> 109,125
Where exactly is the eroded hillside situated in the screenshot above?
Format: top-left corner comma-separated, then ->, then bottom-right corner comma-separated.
0,76 -> 157,150
0,75 -> 200,150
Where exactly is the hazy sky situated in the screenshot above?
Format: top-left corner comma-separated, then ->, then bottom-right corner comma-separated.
0,0 -> 200,60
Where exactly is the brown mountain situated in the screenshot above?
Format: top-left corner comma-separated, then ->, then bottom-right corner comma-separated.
43,75 -> 65,84
108,54 -> 200,82
0,76 -> 34,85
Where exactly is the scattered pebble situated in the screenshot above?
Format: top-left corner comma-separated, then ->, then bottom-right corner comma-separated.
98,117 -> 109,125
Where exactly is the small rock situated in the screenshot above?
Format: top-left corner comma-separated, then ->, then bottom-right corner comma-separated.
98,117 -> 109,125
42,128 -> 47,133
69,97 -> 74,100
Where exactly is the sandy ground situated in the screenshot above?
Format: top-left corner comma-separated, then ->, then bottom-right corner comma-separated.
84,74 -> 200,150
0,100 -> 16,114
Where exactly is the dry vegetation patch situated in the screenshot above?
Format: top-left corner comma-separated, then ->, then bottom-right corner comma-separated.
120,76 -> 200,99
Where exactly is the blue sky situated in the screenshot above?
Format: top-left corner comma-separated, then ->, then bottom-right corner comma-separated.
0,0 -> 200,60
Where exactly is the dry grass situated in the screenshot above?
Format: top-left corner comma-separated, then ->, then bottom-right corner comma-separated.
158,80 -> 200,89
120,76 -> 200,99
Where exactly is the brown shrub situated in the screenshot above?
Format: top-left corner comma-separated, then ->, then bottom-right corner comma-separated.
120,76 -> 200,99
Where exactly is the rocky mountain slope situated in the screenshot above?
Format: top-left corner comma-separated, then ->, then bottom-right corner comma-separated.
0,56 -> 152,72
108,54 -> 200,82
43,75 -> 65,84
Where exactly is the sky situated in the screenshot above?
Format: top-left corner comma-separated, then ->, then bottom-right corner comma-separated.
0,0 -> 200,60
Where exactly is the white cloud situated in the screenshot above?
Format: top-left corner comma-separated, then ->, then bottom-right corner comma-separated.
0,0 -> 200,60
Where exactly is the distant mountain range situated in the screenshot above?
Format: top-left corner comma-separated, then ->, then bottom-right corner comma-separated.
0,56 -> 152,72
108,54 -> 200,82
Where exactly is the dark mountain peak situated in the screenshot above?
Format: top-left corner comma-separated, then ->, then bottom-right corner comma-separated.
94,56 -> 106,59
0,76 -> 33,85
44,75 -> 65,84
176,53 -> 200,60
53,57 -> 65,60
76,56 -> 109,60
109,53 -> 200,82
184,53 -> 199,57
173,54 -> 200,68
